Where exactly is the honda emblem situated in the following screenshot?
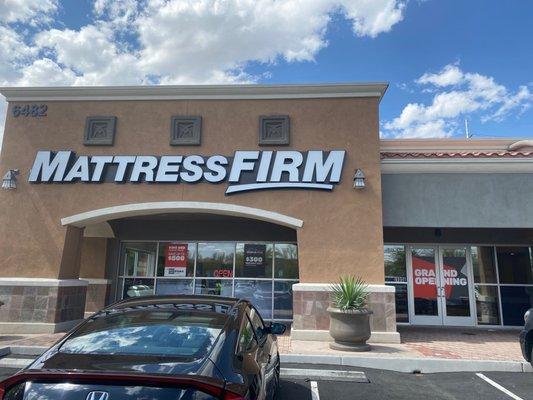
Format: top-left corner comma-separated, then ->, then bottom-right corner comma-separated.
86,391 -> 109,400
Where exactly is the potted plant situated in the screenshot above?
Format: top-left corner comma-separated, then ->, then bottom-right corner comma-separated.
328,276 -> 372,352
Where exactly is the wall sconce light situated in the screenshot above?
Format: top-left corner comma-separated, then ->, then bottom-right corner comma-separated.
2,169 -> 19,190
353,169 -> 365,189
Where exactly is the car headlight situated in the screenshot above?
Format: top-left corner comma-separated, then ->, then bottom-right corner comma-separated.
525,309 -> 531,323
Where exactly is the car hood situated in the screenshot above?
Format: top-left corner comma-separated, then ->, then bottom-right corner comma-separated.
29,351 -> 221,377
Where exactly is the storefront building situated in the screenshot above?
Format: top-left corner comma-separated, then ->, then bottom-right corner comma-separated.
382,139 -> 533,328
0,85 -> 531,339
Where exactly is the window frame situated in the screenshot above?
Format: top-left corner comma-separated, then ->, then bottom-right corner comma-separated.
116,240 -> 299,322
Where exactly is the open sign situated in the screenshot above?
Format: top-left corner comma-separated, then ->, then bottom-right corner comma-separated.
213,269 -> 233,278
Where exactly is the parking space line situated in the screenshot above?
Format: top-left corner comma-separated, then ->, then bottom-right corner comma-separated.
475,373 -> 524,400
310,381 -> 319,400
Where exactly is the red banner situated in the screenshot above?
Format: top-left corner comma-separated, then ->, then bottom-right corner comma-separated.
412,256 -> 468,300
165,243 -> 188,277
412,256 -> 438,299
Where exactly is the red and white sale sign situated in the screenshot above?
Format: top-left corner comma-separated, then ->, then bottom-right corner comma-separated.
165,243 -> 188,277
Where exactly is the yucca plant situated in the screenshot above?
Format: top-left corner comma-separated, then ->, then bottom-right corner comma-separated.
330,276 -> 369,311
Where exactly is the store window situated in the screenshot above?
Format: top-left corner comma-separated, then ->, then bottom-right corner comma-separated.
274,244 -> 299,279
472,246 -> 498,284
384,245 -> 408,323
197,243 -> 235,278
235,243 -> 273,278
496,247 -> 533,284
495,246 -> 533,326
472,246 -> 500,325
120,242 -> 157,298
500,286 -> 533,326
117,241 -> 298,321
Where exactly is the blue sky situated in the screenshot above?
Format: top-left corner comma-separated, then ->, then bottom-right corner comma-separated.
1,0 -> 532,140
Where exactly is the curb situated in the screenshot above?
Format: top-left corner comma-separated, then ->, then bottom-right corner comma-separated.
8,346 -> 48,356
280,354 -> 533,374
0,358 -> 32,369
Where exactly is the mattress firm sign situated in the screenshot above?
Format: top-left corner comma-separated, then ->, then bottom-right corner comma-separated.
28,150 -> 345,195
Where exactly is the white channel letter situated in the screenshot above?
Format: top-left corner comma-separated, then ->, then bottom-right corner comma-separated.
302,150 -> 345,182
64,156 -> 90,182
28,151 -> 72,182
130,156 -> 159,182
270,151 -> 303,182
113,156 -> 136,182
229,151 -> 259,182
156,156 -> 183,182
90,156 -> 113,182
256,151 -> 273,182
204,155 -> 228,183
180,155 -> 204,182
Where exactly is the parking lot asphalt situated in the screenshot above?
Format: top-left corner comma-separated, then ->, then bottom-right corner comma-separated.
0,365 -> 530,399
279,364 -> 532,400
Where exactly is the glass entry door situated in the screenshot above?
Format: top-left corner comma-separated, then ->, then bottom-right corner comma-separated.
408,246 -> 476,326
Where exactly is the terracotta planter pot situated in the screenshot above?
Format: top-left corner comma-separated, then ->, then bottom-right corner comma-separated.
327,307 -> 372,352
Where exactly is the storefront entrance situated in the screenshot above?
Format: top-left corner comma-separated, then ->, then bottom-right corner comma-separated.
407,246 -> 476,326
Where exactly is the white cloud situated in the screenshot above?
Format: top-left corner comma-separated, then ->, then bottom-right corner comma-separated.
0,0 -> 58,24
342,0 -> 406,38
417,64 -> 463,87
384,63 -> 533,138
0,0 -> 407,147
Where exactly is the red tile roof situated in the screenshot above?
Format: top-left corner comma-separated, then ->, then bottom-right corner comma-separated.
380,151 -> 533,159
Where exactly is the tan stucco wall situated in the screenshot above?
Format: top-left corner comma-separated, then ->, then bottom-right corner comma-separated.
79,237 -> 108,279
0,97 -> 384,283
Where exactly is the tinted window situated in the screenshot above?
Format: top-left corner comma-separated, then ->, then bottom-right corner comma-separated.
238,317 -> 257,353
496,247 -> 533,284
472,246 -> 497,284
274,244 -> 298,279
60,308 -> 227,357
384,245 -> 406,283
197,243 -> 235,277
248,306 -> 266,340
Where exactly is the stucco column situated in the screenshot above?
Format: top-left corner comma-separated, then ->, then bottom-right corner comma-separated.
58,226 -> 84,279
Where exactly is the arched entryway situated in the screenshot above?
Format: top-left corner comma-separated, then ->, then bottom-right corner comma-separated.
61,202 -> 303,321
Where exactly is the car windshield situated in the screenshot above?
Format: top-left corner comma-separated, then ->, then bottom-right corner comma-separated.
60,306 -> 228,358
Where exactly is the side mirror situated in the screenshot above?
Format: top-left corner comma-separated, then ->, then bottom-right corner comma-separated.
269,322 -> 286,335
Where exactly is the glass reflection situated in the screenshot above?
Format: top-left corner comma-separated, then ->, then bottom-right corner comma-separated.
155,279 -> 193,295
235,280 -> 273,319
122,242 -> 157,277
273,281 -> 293,319
274,244 -> 298,279
196,243 -> 235,277
496,247 -> 533,284
122,278 -> 154,298
194,279 -> 233,297
60,310 -> 225,357
384,245 -> 407,283
475,285 -> 500,325
471,246 -> 497,284
500,285 -> 533,326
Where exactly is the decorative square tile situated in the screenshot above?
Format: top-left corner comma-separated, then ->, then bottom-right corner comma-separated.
259,115 -> 290,145
170,116 -> 201,145
84,116 -> 117,146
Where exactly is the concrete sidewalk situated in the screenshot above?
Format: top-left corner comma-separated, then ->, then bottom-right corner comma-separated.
277,326 -> 531,373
